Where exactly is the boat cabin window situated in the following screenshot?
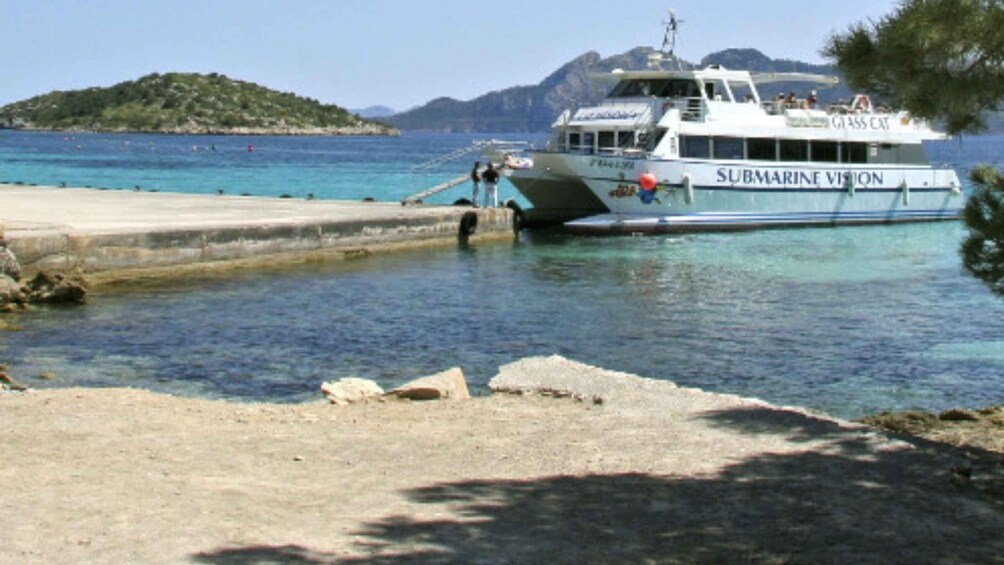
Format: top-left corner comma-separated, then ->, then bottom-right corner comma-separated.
869,142 -> 928,165
780,139 -> 808,162
702,79 -> 729,101
610,80 -> 652,97
597,131 -> 616,153
609,79 -> 661,98
669,136 -> 926,165
567,132 -> 581,152
844,142 -> 868,164
713,137 -> 744,160
656,79 -> 701,98
610,79 -> 702,99
566,129 -> 650,155
747,138 -> 777,161
726,80 -> 756,104
681,135 -> 711,159
810,141 -> 839,163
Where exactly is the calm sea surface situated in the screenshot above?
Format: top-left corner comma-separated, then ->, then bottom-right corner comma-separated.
1,130 -> 1003,418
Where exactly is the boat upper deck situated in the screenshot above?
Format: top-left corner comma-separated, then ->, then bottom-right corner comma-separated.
557,65 -> 945,145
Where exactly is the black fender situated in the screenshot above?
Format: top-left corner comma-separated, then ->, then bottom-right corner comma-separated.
459,211 -> 478,237
505,199 -> 524,234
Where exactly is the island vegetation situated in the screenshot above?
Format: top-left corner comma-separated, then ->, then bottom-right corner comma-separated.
0,72 -> 397,136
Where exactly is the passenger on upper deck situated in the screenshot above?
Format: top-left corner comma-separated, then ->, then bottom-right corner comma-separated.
806,90 -> 818,109
770,93 -> 786,114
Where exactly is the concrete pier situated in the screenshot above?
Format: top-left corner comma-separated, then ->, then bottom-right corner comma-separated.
0,184 -> 514,284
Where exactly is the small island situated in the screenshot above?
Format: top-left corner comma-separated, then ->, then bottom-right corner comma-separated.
0,72 -> 398,136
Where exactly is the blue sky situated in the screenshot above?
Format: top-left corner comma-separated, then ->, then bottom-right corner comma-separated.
1,0 -> 898,111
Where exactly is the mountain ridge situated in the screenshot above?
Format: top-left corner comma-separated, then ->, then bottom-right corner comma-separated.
385,47 -> 849,133
388,46 -> 1004,134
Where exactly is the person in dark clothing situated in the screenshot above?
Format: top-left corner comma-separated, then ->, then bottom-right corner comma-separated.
482,162 -> 500,208
470,161 -> 482,207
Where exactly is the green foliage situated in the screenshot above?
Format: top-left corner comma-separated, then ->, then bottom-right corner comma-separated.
829,1 -> 1004,296
961,166 -> 1004,296
0,73 -> 394,135
824,0 -> 1004,135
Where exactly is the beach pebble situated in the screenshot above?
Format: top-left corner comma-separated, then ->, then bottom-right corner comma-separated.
0,372 -> 29,392
388,367 -> 470,401
320,378 -> 384,405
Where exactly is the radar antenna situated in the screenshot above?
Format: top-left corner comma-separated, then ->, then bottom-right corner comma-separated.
650,10 -> 684,70
660,10 -> 682,56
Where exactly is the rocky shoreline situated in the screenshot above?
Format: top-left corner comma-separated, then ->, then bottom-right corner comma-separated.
1,220 -> 88,311
860,407 -> 1004,453
859,407 -> 1004,499
0,271 -> 87,311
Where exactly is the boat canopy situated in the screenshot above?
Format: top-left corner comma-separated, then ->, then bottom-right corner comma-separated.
568,103 -> 652,127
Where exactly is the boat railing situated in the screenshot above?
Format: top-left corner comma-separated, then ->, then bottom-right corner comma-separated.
661,97 -> 705,122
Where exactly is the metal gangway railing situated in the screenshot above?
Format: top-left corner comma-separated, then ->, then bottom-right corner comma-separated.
401,140 -> 532,205
401,174 -> 472,205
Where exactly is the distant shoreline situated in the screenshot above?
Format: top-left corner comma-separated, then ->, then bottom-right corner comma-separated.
0,124 -> 400,137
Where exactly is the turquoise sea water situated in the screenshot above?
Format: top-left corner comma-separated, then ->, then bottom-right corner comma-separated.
1,130 -> 1003,418
0,130 -> 542,204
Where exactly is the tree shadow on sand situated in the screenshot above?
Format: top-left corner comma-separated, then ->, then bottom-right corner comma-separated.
192,406 -> 1004,564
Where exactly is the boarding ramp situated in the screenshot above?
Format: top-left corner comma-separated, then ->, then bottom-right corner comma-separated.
401,174 -> 471,205
401,140 -> 532,206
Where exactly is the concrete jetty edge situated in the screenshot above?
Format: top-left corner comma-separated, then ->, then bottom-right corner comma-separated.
0,183 -> 515,286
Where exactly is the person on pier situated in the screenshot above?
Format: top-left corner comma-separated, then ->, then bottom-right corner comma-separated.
470,161 -> 482,207
482,162 -> 500,208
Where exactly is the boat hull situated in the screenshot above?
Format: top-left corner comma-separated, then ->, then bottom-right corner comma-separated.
512,152 -> 964,233
507,152 -> 609,226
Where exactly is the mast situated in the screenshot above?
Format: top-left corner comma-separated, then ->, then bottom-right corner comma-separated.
650,10 -> 685,71
661,10 -> 680,56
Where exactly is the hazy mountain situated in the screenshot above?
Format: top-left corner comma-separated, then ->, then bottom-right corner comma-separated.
699,48 -> 833,74
386,47 -> 662,133
386,47 -> 849,133
352,105 -> 396,119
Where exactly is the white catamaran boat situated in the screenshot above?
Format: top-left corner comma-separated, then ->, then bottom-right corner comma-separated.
508,15 -> 963,233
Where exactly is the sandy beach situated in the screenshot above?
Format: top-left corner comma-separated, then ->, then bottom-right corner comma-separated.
1,356 -> 1001,564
